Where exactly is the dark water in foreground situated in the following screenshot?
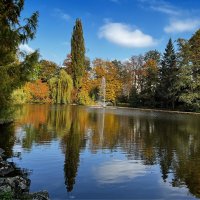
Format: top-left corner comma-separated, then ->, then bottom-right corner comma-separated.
0,105 -> 200,199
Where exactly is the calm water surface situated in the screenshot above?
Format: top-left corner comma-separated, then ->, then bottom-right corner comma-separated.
0,105 -> 200,199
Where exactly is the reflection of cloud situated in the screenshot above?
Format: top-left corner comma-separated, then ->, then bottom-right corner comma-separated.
95,160 -> 147,184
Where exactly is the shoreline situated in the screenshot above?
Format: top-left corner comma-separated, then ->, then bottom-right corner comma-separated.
88,104 -> 200,115
0,148 -> 50,200
114,106 -> 200,115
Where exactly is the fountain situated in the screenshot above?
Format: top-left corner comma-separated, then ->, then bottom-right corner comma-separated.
99,77 -> 106,107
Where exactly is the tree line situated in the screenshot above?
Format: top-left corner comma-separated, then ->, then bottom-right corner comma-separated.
15,24 -> 199,112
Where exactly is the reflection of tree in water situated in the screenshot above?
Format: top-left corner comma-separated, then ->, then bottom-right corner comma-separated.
0,124 -> 15,157
47,105 -> 72,137
62,107 -> 86,192
118,114 -> 200,198
88,111 -> 200,198
15,105 -> 87,192
16,105 -> 73,150
63,122 -> 81,192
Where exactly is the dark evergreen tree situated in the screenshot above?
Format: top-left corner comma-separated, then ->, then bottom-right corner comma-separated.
71,19 -> 86,89
0,0 -> 39,120
157,39 -> 178,109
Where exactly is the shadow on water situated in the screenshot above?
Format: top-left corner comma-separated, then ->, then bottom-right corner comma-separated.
0,104 -> 200,198
0,123 -> 15,158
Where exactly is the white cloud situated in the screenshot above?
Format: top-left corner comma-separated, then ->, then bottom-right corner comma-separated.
95,160 -> 147,184
138,0 -> 181,16
19,44 -> 34,54
54,8 -> 70,21
164,19 -> 200,33
98,22 -> 157,48
150,5 -> 179,16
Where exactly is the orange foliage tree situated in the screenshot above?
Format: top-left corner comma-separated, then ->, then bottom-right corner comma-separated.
26,79 -> 50,103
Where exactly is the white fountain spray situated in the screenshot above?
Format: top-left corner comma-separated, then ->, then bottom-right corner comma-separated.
101,77 -> 106,107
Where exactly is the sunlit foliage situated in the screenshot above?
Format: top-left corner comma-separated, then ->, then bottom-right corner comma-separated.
49,69 -> 73,104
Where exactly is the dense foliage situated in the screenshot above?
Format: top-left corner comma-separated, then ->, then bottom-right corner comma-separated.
49,69 -> 73,104
0,0 -> 39,119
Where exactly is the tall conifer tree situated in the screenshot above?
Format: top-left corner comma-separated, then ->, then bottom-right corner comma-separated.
71,19 -> 85,89
157,38 -> 178,109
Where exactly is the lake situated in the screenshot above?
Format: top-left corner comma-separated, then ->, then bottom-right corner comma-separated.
0,104 -> 200,199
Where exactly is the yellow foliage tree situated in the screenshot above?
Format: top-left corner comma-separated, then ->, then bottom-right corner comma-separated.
92,59 -> 122,104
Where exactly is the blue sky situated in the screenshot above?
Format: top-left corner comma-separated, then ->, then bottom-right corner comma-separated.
20,0 -> 200,65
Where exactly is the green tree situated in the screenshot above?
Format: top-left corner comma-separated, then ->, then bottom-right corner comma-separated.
188,30 -> 200,110
157,39 -> 178,109
189,29 -> 200,78
49,69 -> 73,104
0,0 -> 39,119
39,60 -> 58,82
144,50 -> 161,64
176,39 -> 193,110
176,31 -> 200,111
71,19 -> 86,89
140,50 -> 160,107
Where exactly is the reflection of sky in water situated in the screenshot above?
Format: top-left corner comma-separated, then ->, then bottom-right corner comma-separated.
95,159 -> 147,184
2,105 -> 200,199
12,127 -> 25,154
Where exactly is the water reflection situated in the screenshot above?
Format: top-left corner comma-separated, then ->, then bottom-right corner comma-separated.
0,123 -> 15,157
62,108 -> 86,192
0,105 -> 200,198
95,160 -> 147,184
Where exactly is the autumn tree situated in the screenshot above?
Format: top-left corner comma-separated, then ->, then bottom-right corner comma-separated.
71,19 -> 86,89
26,79 -> 50,102
78,72 -> 94,105
63,54 -> 73,75
92,59 -> 122,104
122,55 -> 143,102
